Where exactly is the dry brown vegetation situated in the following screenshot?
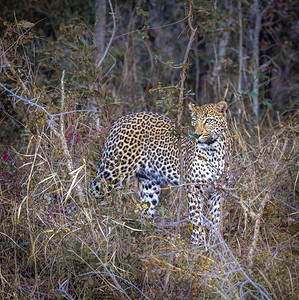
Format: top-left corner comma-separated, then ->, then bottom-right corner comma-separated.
0,1 -> 298,299
1,85 -> 297,299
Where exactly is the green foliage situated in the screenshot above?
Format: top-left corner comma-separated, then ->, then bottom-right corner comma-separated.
152,83 -> 179,114
38,18 -> 100,98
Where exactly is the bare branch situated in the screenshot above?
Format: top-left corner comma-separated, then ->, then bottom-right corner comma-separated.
97,0 -> 116,69
50,71 -> 86,212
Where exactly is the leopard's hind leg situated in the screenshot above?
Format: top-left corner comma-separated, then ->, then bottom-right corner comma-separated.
136,175 -> 161,217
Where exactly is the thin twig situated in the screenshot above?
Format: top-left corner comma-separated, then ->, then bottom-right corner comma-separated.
80,272 -> 151,300
50,71 -> 86,216
248,139 -> 288,263
176,12 -> 197,125
71,235 -> 130,300
97,0 -> 116,69
114,16 -> 188,39
0,82 -> 93,127
164,2 -> 197,292
176,1 -> 197,220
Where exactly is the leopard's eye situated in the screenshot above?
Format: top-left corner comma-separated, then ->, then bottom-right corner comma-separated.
204,118 -> 213,124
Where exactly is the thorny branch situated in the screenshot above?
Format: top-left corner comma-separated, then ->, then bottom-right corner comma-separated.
164,2 -> 197,292
176,4 -> 197,126
176,1 -> 197,223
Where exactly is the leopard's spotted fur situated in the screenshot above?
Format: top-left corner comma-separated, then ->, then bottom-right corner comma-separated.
90,101 -> 228,244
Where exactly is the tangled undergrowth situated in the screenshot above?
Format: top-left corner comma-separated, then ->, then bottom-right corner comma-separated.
0,16 -> 298,300
0,88 -> 298,299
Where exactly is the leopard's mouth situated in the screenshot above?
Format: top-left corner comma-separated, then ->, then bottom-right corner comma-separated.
189,132 -> 201,140
198,133 -> 218,145
204,136 -> 217,145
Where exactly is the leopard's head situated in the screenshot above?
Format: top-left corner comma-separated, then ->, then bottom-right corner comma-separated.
188,101 -> 228,144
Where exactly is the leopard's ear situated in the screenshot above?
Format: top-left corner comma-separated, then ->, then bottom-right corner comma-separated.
216,101 -> 228,116
188,103 -> 197,126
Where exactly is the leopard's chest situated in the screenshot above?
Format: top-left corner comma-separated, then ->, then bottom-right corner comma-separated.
186,139 -> 226,184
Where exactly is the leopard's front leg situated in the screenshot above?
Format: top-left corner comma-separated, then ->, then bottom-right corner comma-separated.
187,185 -> 206,245
207,192 -> 223,243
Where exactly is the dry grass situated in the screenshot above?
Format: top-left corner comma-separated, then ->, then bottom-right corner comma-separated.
0,99 -> 298,299
0,16 -> 298,300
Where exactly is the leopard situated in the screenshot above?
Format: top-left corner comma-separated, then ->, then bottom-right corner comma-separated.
90,101 -> 229,244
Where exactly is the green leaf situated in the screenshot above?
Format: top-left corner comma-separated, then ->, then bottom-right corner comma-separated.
249,91 -> 258,99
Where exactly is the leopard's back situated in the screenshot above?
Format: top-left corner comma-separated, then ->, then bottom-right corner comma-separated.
97,111 -> 182,187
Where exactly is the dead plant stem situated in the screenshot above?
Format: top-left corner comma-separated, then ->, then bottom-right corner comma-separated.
248,139 -> 288,263
97,0 -> 116,69
176,2 -> 197,223
164,2 -> 197,292
51,71 -> 85,208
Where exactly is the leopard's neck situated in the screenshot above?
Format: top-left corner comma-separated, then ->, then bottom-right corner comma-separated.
195,134 -> 227,177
